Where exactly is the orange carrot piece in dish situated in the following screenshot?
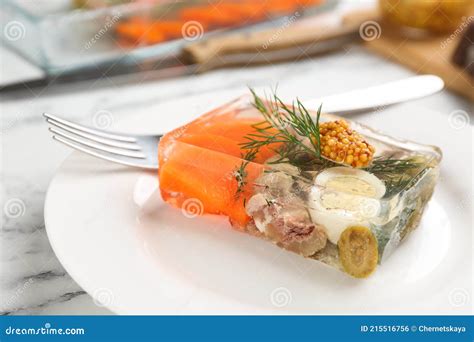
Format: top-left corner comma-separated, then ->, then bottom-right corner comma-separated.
157,95 -> 289,226
262,0 -> 298,14
182,120 -> 280,163
159,141 -> 265,227
177,134 -> 245,159
299,0 -> 324,5
213,3 -> 265,24
185,120 -> 263,141
115,18 -> 166,44
144,30 -> 166,44
179,7 -> 220,27
157,104 -> 284,226
151,20 -> 209,40
115,19 -> 148,43
179,5 -> 245,28
151,21 -> 184,39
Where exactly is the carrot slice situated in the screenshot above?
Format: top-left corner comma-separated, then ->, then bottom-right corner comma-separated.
159,141 -> 265,226
183,120 -> 281,163
151,21 -> 184,40
179,5 -> 242,28
151,20 -> 209,40
115,19 -> 148,43
185,120 -> 263,141
178,134 -> 244,159
179,7 -> 219,28
115,18 -> 166,44
267,0 -> 298,14
158,108 -> 287,227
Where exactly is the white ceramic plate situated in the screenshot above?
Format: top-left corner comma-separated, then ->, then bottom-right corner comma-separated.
45,101 -> 473,314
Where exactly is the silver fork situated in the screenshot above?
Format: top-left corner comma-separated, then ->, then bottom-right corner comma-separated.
44,113 -> 161,169
44,76 -> 444,169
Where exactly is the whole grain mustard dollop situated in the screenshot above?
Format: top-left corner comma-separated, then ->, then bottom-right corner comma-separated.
319,120 -> 375,168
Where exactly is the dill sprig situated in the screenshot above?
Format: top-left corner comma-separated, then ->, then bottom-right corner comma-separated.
365,156 -> 425,197
234,148 -> 258,198
240,88 -> 323,168
235,89 -> 428,200
364,156 -> 423,175
383,177 -> 413,197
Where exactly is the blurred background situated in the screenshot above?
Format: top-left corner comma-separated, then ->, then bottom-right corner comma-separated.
1,0 -> 473,315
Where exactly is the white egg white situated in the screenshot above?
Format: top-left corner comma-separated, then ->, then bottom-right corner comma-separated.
309,167 -> 386,244
315,167 -> 386,199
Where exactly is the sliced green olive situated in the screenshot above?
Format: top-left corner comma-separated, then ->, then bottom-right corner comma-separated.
338,226 -> 378,278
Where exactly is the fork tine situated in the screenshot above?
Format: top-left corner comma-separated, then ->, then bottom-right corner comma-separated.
50,128 -> 146,159
52,136 -> 157,169
44,113 -> 136,143
47,119 -> 141,151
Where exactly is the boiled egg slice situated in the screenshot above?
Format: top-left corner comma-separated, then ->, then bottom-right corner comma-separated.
308,167 -> 386,244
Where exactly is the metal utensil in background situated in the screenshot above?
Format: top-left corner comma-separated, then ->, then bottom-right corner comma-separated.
304,75 -> 445,114
0,10 -> 375,96
43,74 -> 444,169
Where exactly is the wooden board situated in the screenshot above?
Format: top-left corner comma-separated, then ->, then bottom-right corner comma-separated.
344,9 -> 474,102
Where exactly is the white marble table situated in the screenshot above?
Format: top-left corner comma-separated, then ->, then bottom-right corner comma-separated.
1,28 -> 472,315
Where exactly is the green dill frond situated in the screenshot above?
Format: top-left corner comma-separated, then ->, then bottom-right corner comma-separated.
242,88 -> 323,168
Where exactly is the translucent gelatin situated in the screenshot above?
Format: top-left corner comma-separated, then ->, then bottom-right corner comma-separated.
158,96 -> 442,278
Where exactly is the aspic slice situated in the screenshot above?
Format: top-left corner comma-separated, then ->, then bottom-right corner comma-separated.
157,94 -> 441,279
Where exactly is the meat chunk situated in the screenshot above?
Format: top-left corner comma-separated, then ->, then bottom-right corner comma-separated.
266,208 -> 327,256
245,168 -> 328,257
275,209 -> 315,243
248,202 -> 327,256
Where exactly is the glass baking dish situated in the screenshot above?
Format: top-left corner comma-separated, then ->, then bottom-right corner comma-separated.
0,0 -> 336,74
